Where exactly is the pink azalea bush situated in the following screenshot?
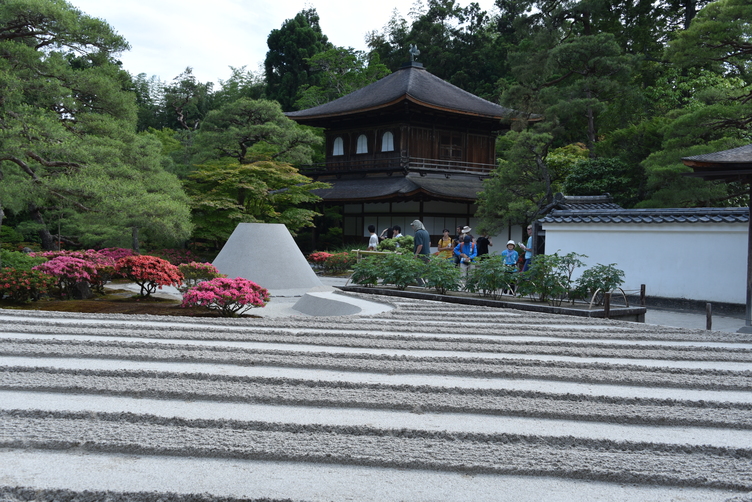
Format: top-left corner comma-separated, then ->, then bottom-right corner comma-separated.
33,256 -> 100,298
98,247 -> 136,261
115,255 -> 184,298
181,277 -> 269,317
0,269 -> 57,302
307,252 -> 333,267
31,250 -> 116,294
177,262 -> 226,292
324,252 -> 356,272
149,248 -> 201,265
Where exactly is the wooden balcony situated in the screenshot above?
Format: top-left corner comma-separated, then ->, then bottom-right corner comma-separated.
299,155 -> 498,178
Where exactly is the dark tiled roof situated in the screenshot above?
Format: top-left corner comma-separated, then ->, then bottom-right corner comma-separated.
550,194 -> 623,211
682,144 -> 752,164
311,173 -> 483,202
540,207 -> 749,224
286,64 -> 514,121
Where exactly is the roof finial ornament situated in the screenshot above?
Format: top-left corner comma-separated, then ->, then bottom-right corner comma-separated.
409,44 -> 420,62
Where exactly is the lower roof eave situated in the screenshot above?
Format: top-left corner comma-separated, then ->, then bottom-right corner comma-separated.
318,189 -> 477,204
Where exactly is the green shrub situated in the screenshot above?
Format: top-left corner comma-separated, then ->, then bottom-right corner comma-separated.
351,256 -> 382,286
0,250 -> 47,271
572,263 -> 625,304
379,252 -> 425,290
377,235 -> 414,252
465,256 -> 516,299
424,255 -> 463,294
0,226 -> 24,247
517,252 -> 586,305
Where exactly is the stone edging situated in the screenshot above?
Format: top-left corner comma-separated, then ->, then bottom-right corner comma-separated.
339,286 -> 646,322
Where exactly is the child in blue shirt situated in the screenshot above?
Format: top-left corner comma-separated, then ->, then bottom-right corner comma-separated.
501,240 -> 519,267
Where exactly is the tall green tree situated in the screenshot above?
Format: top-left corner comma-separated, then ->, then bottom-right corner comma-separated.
476,130 -> 574,231
367,0 -> 506,100
193,98 -> 321,165
638,0 -> 752,207
264,8 -> 332,111
0,0 -> 192,249
295,47 -> 390,109
185,160 -> 329,245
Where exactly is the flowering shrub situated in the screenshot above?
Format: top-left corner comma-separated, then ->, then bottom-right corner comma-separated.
324,252 -> 356,272
181,277 -> 269,317
98,248 -> 136,261
149,248 -> 201,265
115,255 -> 184,298
30,250 -> 116,294
307,252 -> 333,269
178,262 -> 226,292
0,269 -> 56,302
33,256 -> 99,298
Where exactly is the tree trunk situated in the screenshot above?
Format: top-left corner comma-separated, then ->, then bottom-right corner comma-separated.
28,204 -> 55,250
585,87 -> 596,155
684,0 -> 697,30
132,226 -> 140,253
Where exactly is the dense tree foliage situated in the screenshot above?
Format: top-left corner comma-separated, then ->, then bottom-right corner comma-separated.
367,0 -> 509,100
264,8 -> 332,111
295,47 -> 390,109
185,160 -> 329,245
194,99 -> 321,165
476,0 -> 750,229
0,0 -> 192,250
2,0 -> 749,252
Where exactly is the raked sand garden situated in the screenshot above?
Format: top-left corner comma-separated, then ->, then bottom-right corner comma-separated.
1,291 -> 752,501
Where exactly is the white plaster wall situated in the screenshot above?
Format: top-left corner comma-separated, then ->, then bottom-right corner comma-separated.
541,222 -> 748,305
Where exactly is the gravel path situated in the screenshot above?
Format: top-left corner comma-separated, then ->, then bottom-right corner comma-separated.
1,297 -> 752,502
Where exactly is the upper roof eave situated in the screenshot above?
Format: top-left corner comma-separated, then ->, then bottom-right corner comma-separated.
285,64 -> 518,124
288,94 -> 510,123
681,144 -> 752,166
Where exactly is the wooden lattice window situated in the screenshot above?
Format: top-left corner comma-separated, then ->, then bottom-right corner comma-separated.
440,132 -> 462,160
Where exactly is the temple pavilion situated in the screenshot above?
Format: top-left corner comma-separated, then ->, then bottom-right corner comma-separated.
286,60 -> 516,244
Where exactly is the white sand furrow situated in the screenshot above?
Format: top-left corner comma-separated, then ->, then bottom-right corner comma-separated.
5,325 -> 752,349
0,450 -> 735,502
2,332 -> 749,370
3,358 -> 751,403
3,390 -> 751,448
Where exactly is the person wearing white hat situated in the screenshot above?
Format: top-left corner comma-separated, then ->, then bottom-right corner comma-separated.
502,240 -> 519,267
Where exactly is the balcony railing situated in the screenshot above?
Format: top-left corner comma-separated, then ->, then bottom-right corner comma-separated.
299,156 -> 497,177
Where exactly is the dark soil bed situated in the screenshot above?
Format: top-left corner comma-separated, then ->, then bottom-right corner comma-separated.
0,289 -> 232,317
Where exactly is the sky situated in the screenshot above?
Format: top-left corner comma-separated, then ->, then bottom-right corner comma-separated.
68,0 -> 498,86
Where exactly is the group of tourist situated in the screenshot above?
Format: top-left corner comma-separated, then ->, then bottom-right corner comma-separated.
367,221 -> 535,275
